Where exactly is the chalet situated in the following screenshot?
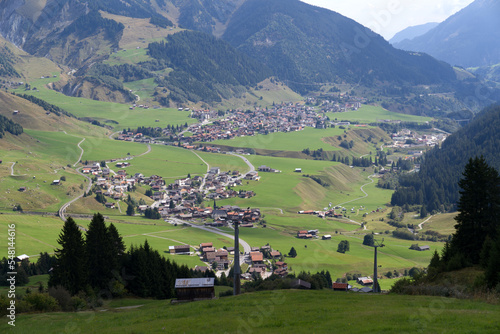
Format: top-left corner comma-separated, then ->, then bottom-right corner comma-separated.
175,278 -> 215,301
212,210 -> 227,220
244,171 -> 260,181
357,277 -> 373,286
169,245 -> 190,255
297,230 -> 308,238
270,251 -> 281,259
105,202 -> 116,209
249,267 -> 264,277
258,165 -> 271,172
332,282 -> 349,291
250,251 -> 264,265
204,250 -> 216,262
199,242 -> 213,252
418,245 -> 430,251
208,167 -> 220,175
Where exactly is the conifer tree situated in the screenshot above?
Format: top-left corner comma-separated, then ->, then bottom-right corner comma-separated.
86,213 -> 114,290
450,156 -> 500,265
49,217 -> 87,295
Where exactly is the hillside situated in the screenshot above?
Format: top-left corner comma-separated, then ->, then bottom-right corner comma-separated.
389,22 -> 439,44
222,0 -> 457,94
393,0 -> 500,68
391,104 -> 500,212
3,290 -> 499,333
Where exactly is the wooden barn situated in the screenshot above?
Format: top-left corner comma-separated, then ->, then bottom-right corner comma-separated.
175,278 -> 215,301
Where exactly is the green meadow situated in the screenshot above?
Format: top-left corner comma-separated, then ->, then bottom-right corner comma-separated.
209,127 -> 344,151
328,105 -> 433,123
14,81 -> 194,131
6,290 -> 498,334
79,137 -> 149,162
123,145 -> 207,179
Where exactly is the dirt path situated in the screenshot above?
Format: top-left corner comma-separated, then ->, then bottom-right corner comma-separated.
418,215 -> 433,230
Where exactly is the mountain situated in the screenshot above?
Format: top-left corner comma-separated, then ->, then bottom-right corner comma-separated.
391,104 -> 500,212
389,22 -> 439,44
393,0 -> 500,68
221,0 -> 456,94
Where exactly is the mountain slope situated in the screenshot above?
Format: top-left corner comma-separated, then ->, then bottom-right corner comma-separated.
391,104 -> 500,212
389,22 -> 439,44
393,0 -> 500,67
222,0 -> 456,94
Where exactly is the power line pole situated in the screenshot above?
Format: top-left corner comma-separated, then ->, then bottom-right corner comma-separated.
233,220 -> 241,295
373,238 -> 384,293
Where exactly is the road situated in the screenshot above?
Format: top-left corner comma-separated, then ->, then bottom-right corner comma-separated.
226,152 -> 255,178
335,174 -> 376,208
74,138 -> 86,167
418,215 -> 433,230
59,166 -> 92,222
189,150 -> 210,191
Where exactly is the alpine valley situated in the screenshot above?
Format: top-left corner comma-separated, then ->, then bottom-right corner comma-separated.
0,1 -> 499,333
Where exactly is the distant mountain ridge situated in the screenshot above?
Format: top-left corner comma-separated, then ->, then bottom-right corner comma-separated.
389,22 -> 439,44
393,0 -> 500,68
221,0 -> 456,93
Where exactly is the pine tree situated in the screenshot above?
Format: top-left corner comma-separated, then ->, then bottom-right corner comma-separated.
288,247 -> 297,258
126,203 -> 135,216
450,156 -> 500,265
108,223 -> 126,271
86,213 -> 114,290
49,217 -> 87,295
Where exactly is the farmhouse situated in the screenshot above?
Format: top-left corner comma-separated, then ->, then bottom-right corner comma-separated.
169,245 -> 190,254
175,278 -> 215,301
357,277 -> 374,285
250,251 -> 264,265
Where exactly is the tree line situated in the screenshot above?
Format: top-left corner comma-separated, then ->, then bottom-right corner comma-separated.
391,105 -> 500,213
0,114 -> 23,138
49,213 -> 190,299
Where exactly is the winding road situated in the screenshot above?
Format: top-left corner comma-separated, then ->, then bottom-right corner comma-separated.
189,150 -> 210,191
227,152 -> 255,177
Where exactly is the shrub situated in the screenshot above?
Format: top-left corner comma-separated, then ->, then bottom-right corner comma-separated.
48,286 -> 72,311
23,293 -> 59,312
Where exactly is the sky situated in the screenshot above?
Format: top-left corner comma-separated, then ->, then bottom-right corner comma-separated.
300,0 -> 474,40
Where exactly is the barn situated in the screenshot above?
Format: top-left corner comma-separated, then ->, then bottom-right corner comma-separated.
175,278 -> 215,301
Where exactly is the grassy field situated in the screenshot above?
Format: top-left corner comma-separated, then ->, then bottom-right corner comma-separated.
13,81 -> 195,131
123,145 -> 207,179
327,105 -> 433,123
5,290 -> 498,333
209,127 -> 344,151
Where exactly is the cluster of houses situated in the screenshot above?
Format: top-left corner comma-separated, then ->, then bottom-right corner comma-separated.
246,245 -> 285,278
116,132 -> 155,143
199,242 -> 231,271
389,129 -> 447,148
296,229 -> 319,239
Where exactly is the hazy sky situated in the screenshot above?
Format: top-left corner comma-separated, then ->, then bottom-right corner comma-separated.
300,0 -> 474,39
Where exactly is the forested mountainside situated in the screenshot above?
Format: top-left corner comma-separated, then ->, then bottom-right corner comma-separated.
0,45 -> 19,78
148,30 -> 272,103
222,0 -> 457,94
394,0 -> 500,68
391,104 -> 500,212
389,22 -> 439,45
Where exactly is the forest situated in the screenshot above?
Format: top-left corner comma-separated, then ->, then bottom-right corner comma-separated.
391,104 -> 500,212
0,114 -> 23,138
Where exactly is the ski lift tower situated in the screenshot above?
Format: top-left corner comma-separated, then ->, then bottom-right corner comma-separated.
373,238 -> 385,293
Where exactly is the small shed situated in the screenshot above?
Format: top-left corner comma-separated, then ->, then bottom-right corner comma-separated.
175,278 -> 215,301
169,245 -> 190,254
418,245 -> 430,251
322,235 -> 332,240
332,282 -> 349,291
294,168 -> 302,173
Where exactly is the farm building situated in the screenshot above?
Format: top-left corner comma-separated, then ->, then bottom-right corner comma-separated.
322,235 -> 332,240
175,278 -> 215,301
357,277 -> 374,286
332,282 -> 349,291
418,245 -> 430,251
169,245 -> 190,254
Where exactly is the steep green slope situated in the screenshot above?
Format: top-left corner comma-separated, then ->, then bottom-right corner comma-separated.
222,0 -> 457,94
391,104 -> 500,212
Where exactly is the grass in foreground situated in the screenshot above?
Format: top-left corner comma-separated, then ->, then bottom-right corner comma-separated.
5,290 -> 499,333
